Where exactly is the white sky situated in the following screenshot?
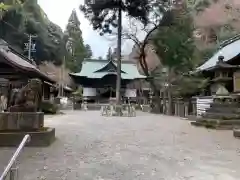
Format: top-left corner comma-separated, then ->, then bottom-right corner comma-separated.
38,0 -> 136,58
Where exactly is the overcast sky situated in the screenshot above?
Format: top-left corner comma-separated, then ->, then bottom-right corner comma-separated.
38,0 -> 137,58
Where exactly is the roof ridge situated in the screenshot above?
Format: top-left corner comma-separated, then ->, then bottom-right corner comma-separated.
219,34 -> 240,49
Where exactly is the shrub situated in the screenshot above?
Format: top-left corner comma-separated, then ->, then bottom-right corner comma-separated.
41,101 -> 58,114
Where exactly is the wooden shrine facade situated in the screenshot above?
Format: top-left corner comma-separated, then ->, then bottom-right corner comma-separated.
0,39 -> 57,109
69,59 -> 146,102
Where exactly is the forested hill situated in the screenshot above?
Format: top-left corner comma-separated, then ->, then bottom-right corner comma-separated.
0,0 -> 64,65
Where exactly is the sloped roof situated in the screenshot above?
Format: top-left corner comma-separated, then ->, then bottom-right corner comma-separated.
197,38 -> 240,71
69,59 -> 145,79
0,40 -> 55,83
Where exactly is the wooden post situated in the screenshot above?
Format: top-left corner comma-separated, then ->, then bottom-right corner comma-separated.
6,82 -> 12,109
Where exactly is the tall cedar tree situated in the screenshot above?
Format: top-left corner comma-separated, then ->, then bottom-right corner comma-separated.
65,9 -> 88,72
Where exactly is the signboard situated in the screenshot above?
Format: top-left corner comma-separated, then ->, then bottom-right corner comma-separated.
234,71 -> 240,92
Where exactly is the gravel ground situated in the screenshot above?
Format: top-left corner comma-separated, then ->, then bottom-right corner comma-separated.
0,110 -> 240,180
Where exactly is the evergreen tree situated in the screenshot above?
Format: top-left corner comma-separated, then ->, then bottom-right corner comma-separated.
106,47 -> 112,61
64,9 -> 87,72
153,4 -> 196,73
152,3 -> 207,114
85,44 -> 92,58
80,0 -> 172,35
0,0 -> 64,65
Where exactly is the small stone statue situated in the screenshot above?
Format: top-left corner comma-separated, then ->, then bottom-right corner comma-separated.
8,79 -> 42,112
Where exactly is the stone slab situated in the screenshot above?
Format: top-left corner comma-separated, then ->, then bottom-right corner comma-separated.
191,121 -> 238,130
233,129 -> 240,138
0,112 -> 44,131
0,127 -> 55,147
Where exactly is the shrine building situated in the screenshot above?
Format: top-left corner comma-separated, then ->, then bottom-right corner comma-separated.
69,58 -> 146,103
194,35 -> 240,116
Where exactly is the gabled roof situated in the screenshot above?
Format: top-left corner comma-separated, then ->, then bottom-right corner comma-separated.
94,60 -> 126,73
197,36 -> 240,71
69,59 -> 145,80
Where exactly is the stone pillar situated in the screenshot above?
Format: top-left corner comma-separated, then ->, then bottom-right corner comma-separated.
184,102 -> 189,117
174,101 -> 178,116
177,100 -> 180,116
191,97 -> 197,116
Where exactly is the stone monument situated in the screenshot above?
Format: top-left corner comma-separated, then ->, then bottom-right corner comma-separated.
0,79 -> 55,146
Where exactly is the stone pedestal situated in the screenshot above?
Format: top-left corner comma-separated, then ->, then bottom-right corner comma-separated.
0,112 -> 55,147
0,128 -> 55,147
0,112 -> 44,131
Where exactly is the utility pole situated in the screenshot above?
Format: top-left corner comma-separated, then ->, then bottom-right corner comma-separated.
24,34 -> 37,60
116,0 -> 122,105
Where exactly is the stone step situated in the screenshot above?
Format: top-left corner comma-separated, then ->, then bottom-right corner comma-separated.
206,107 -> 240,114
191,120 -> 240,130
202,112 -> 240,120
210,103 -> 240,108
197,119 -> 240,125
185,115 -> 201,121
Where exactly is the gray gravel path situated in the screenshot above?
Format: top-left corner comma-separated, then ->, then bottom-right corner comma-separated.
0,110 -> 240,180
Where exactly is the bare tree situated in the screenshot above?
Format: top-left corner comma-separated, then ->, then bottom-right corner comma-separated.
103,10 -> 174,112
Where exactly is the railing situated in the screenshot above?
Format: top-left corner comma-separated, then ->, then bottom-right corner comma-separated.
0,135 -> 31,180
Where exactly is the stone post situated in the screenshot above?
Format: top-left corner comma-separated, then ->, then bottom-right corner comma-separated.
184,101 -> 189,117
191,97 -> 197,116
174,100 -> 178,116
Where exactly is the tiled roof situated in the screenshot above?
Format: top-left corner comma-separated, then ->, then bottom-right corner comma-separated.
69,59 -> 145,79
197,38 -> 240,71
0,40 -> 55,83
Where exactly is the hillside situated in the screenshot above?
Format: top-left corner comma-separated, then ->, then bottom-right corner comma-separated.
0,0 -> 64,65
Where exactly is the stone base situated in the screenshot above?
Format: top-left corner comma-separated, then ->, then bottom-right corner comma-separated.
0,112 -> 44,131
233,129 -> 240,138
191,119 -> 240,130
0,127 -> 55,147
141,105 -> 151,112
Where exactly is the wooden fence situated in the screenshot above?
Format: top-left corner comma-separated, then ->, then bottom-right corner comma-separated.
155,96 -> 213,118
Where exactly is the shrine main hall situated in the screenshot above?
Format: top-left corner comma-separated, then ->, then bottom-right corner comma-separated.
69,58 -> 146,102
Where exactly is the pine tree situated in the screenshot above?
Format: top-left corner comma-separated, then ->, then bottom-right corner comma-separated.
65,9 -> 87,72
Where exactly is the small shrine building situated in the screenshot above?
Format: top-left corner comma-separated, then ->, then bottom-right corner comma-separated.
69,58 -> 146,102
195,35 -> 240,116
197,35 -> 240,96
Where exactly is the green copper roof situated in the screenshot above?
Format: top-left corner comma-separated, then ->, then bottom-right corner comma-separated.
69,59 -> 145,79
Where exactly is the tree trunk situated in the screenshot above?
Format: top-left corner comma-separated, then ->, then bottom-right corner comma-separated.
167,86 -> 172,115
166,68 -> 174,115
148,78 -> 161,113
163,88 -> 167,114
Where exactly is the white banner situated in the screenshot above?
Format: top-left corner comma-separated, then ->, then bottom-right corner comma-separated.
124,89 -> 136,97
83,88 -> 96,97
